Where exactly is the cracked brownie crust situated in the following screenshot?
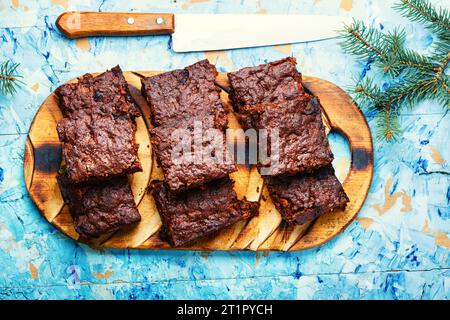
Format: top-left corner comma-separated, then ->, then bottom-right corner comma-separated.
55,65 -> 140,119
227,57 -> 304,109
266,166 -> 349,225
57,174 -> 141,238
150,116 -> 235,193
239,94 -> 333,175
57,114 -> 142,184
141,59 -> 227,129
151,178 -> 259,247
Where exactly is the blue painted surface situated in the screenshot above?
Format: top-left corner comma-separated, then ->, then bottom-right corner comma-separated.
0,0 -> 449,300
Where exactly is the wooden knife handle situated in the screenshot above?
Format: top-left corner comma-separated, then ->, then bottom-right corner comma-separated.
56,12 -> 175,38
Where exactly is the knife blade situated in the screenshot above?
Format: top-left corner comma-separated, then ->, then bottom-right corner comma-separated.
56,12 -> 352,52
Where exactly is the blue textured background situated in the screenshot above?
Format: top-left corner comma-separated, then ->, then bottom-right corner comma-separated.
0,0 -> 449,300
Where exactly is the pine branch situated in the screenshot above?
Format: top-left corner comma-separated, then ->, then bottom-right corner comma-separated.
339,21 -> 436,75
0,61 -> 24,96
395,48 -> 436,72
375,108 -> 401,142
339,0 -> 450,141
382,78 -> 436,109
393,0 -> 450,40
348,77 -> 381,110
439,61 -> 450,96
339,20 -> 387,60
436,52 -> 450,91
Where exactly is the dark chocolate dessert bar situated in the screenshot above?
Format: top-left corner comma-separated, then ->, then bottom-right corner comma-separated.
150,178 -> 259,247
229,58 -> 348,224
142,60 -> 235,193
265,166 -> 349,224
141,59 -> 227,129
150,116 -> 235,193
238,94 -> 333,175
55,66 -> 142,185
227,57 -> 304,109
57,113 -> 142,184
55,65 -> 140,119
57,174 -> 141,238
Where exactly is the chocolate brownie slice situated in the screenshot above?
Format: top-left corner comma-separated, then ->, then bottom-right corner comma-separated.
55,65 -> 140,119
57,113 -> 142,184
55,66 -> 142,185
150,178 -> 259,247
143,60 -> 235,193
228,57 -> 304,109
150,116 -> 235,193
239,94 -> 333,175
265,166 -> 349,224
141,59 -> 227,129
57,174 -> 141,238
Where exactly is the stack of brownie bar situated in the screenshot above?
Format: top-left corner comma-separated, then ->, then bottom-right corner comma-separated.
228,58 -> 349,224
141,60 -> 258,247
55,66 -> 142,237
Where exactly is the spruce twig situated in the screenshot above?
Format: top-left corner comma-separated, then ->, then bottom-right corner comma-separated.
0,60 -> 24,96
339,0 -> 450,142
393,0 -> 450,38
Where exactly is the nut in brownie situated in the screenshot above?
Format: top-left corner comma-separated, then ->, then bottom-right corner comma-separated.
227,57 -> 304,109
150,178 -> 259,247
265,166 -> 349,225
57,173 -> 141,238
238,94 -> 333,175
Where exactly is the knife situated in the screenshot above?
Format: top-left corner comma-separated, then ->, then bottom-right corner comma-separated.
56,12 -> 352,52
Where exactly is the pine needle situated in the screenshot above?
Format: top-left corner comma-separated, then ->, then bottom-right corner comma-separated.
0,60 -> 24,96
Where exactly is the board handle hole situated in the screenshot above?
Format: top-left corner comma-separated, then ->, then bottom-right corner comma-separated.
328,130 -> 350,183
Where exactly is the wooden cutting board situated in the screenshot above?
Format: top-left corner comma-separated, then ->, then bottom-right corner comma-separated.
23,71 -> 373,251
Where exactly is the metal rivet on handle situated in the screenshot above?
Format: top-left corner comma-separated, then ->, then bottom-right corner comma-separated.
156,17 -> 164,25
127,17 -> 135,25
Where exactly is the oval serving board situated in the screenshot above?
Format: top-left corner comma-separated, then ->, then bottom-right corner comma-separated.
24,71 -> 373,251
